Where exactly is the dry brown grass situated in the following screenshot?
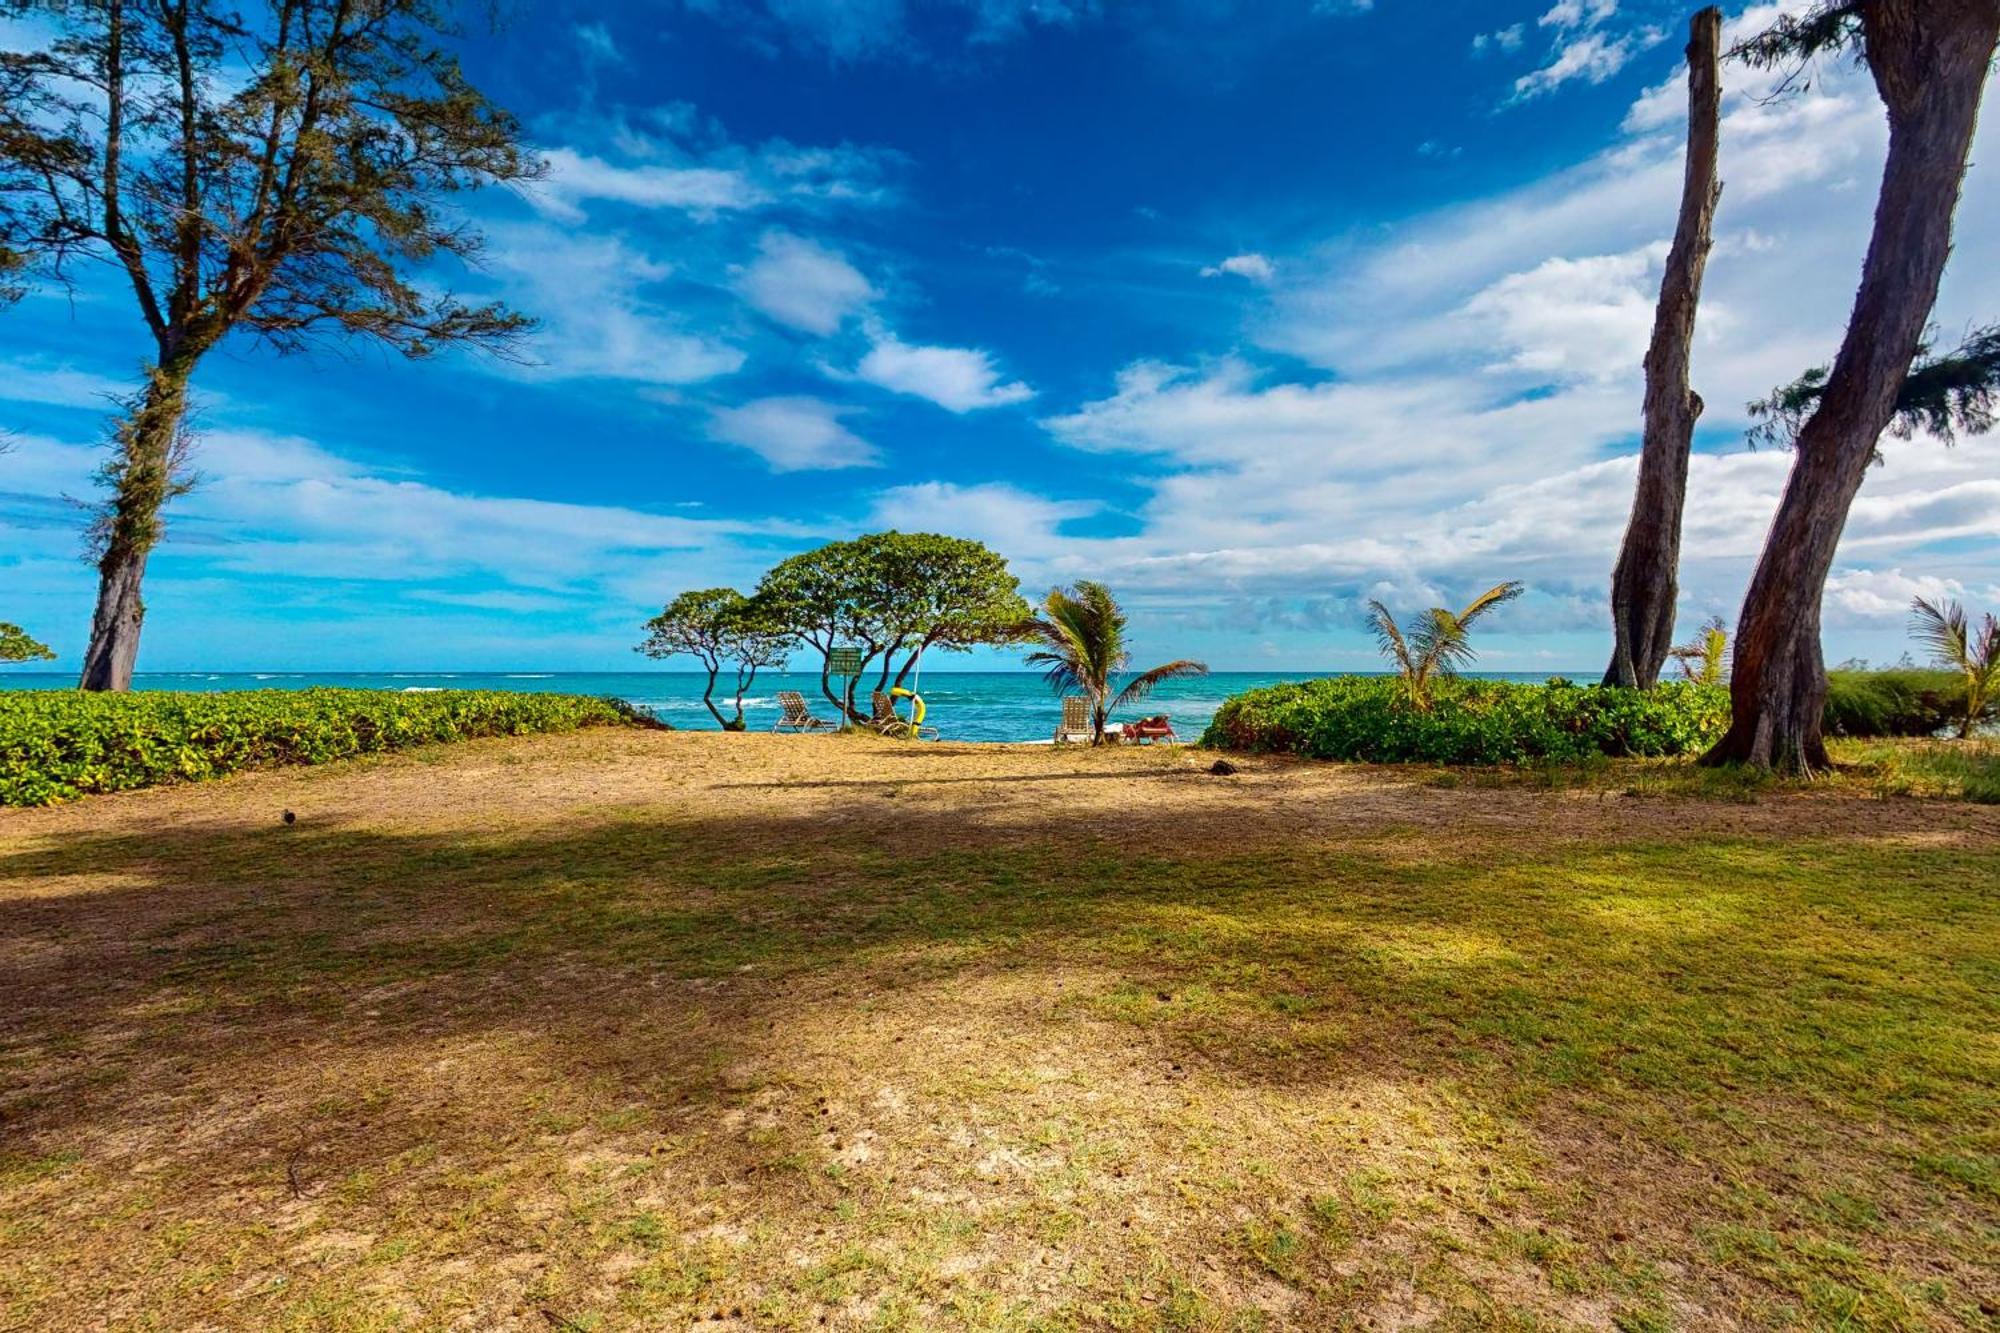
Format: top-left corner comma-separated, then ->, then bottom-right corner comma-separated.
1,731 -> 1995,1331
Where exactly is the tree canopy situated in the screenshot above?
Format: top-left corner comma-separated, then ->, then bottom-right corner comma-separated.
0,0 -> 541,359
754,532 -> 1030,718
1,0 -> 544,689
0,623 -> 56,664
638,589 -> 788,730
1747,323 -> 2000,454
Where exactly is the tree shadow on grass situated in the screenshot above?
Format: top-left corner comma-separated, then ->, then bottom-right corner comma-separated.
0,803 -> 1994,1328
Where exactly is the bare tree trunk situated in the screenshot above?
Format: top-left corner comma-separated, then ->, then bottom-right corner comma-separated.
1704,0 -> 2000,771
78,363 -> 193,692
1604,7 -> 1722,689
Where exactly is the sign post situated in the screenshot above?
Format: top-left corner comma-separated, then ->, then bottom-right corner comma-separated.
828,646 -> 863,726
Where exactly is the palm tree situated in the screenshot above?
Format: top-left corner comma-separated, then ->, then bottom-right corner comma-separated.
1019,582 -> 1208,745
1909,597 -> 1999,739
1668,616 -> 1730,685
1365,581 -> 1523,709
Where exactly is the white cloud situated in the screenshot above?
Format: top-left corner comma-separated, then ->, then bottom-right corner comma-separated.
1472,23 -> 1525,54
854,328 -> 1034,412
1001,47 -> 2000,658
1513,28 -> 1654,100
1459,243 -> 1666,380
735,230 -> 876,335
707,396 -> 882,471
1822,568 -> 1988,623
1538,0 -> 1617,31
575,21 -> 622,63
528,119 -> 900,224
482,224 -> 746,386
1200,253 -> 1277,282
535,148 -> 765,221
869,481 -> 1097,559
0,356 -> 136,410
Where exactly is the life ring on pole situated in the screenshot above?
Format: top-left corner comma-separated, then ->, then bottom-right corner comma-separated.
889,685 -> 925,729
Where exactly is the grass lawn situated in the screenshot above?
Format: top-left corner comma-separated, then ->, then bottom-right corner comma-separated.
1,731 -> 1994,1330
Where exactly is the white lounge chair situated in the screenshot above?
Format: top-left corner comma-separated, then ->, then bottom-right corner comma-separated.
1053,696 -> 1094,744
774,690 -> 835,732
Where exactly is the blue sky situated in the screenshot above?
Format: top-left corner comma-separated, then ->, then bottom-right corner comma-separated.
3,0 -> 1998,672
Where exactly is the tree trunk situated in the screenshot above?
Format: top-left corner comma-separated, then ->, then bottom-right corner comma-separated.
699,664 -> 727,727
1604,7 -> 1722,689
78,362 -> 193,692
1704,0 -> 2000,771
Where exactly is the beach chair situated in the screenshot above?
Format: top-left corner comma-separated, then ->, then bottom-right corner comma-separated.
871,690 -> 939,741
1124,714 -> 1179,745
1053,696 -> 1094,744
773,690 -> 835,732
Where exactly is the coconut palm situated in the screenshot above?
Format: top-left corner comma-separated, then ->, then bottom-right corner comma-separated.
1365,581 -> 1523,709
1909,597 -> 1999,739
1019,582 -> 1207,745
1668,616 -> 1730,685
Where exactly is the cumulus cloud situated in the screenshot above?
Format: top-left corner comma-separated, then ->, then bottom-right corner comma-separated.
854,327 -> 1035,412
1459,244 -> 1666,380
707,396 -> 882,471
1003,43 -> 2000,658
735,230 -> 876,335
1200,253 -> 1277,282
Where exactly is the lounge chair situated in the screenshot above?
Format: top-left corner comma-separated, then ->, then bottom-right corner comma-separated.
1053,696 -> 1094,744
1123,714 -> 1179,744
773,690 -> 835,732
871,690 -> 939,741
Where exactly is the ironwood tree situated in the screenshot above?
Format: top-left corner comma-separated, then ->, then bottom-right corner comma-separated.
1702,0 -> 2000,772
0,0 -> 543,690
1603,6 -> 1722,690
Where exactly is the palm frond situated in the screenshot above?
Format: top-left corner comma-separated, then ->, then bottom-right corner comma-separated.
1111,658 -> 1209,712
1910,597 -> 1971,671
1416,607 -> 1478,678
1455,581 -> 1525,629
1365,600 -> 1414,677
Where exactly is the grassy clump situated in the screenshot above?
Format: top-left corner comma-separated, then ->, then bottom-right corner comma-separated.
0,688 -> 653,805
1836,737 -> 2000,802
1203,675 -> 1729,763
1823,668 -> 1984,738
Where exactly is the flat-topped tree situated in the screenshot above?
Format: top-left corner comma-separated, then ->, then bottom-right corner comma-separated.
0,0 -> 542,691
0,624 -> 56,664
639,590 -> 789,731
1702,0 -> 2000,772
755,533 -> 1029,722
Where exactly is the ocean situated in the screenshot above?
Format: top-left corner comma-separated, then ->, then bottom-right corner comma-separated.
0,669 -> 1579,743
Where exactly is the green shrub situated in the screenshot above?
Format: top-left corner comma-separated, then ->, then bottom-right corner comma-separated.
0,688 -> 653,806
1822,669 -> 1979,738
1200,676 -> 1730,764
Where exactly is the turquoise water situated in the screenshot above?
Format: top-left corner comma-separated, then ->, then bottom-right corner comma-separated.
0,670 -> 1574,743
